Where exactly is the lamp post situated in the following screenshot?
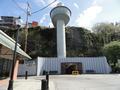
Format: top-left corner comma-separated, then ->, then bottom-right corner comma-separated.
7,17 -> 21,90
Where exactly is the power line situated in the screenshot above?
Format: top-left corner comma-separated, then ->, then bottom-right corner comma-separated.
11,0 -> 57,15
11,0 -> 26,13
11,0 -> 57,52
31,0 -> 57,14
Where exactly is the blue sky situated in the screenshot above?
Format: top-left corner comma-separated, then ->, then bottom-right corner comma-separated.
0,0 -> 120,30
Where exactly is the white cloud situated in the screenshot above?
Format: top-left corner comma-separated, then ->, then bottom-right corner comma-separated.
75,4 -> 103,30
19,2 -> 27,10
34,0 -> 46,5
48,22 -> 54,27
93,0 -> 113,5
40,13 -> 49,24
49,0 -> 60,8
74,3 -> 79,9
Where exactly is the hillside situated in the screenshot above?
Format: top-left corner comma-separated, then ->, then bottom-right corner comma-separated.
2,24 -> 119,59
19,26 -> 103,58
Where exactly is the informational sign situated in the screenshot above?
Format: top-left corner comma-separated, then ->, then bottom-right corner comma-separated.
32,21 -> 38,27
72,71 -> 79,75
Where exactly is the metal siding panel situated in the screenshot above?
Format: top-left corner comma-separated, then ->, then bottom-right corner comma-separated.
92,58 -> 96,72
104,57 -> 111,73
47,59 -> 51,71
49,58 -> 52,71
51,58 -> 56,71
94,58 -> 99,73
92,57 -> 100,73
36,57 -> 110,75
98,58 -> 102,73
90,58 -> 93,70
41,58 -> 45,75
58,58 -> 61,74
103,57 -> 107,73
99,58 -> 104,73
81,58 -> 86,73
39,57 -> 45,75
92,58 -> 95,71
18,60 -> 37,76
37,57 -> 40,76
56,58 -> 60,74
101,58 -> 105,73
103,58 -> 108,73
84,58 -> 89,73
93,58 -> 96,71
51,58 -> 54,71
45,58 -> 47,71
89,58 -> 92,71
51,58 -> 55,71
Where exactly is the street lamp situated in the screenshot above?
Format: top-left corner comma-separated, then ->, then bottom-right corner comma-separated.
7,16 -> 21,90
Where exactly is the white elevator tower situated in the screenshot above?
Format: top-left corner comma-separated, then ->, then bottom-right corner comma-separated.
50,3 -> 71,58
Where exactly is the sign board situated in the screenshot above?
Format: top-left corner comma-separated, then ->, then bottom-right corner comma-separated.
72,71 -> 79,75
32,21 -> 38,27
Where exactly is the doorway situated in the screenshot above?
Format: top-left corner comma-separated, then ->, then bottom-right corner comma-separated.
61,62 -> 82,74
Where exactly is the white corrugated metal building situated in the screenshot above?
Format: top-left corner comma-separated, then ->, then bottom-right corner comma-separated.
18,60 -> 37,76
37,57 -> 111,75
18,56 -> 111,76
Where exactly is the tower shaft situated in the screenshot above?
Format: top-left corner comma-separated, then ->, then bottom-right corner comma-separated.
57,19 -> 66,58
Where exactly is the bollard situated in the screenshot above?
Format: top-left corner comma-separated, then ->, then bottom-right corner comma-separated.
25,71 -> 28,80
46,73 -> 49,89
41,79 -> 48,90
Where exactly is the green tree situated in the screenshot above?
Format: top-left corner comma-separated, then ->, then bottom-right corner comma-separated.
102,41 -> 120,68
92,23 -> 120,45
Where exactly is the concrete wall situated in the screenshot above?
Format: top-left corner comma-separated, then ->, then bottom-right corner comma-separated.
37,57 -> 111,75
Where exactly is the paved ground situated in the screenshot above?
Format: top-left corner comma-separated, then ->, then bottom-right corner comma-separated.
14,76 -> 45,90
50,74 -> 120,90
14,80 -> 41,90
0,79 -> 9,90
0,76 -> 44,90
0,74 -> 120,90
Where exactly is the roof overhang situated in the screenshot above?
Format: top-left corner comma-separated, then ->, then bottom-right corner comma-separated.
0,30 -> 31,60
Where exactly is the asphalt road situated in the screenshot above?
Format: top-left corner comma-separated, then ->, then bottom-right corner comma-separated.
49,74 -> 120,90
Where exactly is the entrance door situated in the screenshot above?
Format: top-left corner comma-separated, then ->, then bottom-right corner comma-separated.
61,62 -> 82,74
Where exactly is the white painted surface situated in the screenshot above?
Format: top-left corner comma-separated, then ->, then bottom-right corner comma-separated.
10,75 -> 120,90
37,57 -> 111,75
50,6 -> 71,58
18,60 -> 37,76
57,20 -> 66,58
14,79 -> 41,90
50,6 -> 71,26
49,75 -> 120,90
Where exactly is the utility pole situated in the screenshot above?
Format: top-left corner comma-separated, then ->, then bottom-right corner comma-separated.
8,17 -> 21,90
12,0 -> 57,52
24,2 -> 31,52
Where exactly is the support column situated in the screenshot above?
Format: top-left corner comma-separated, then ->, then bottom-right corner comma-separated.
13,59 -> 19,80
57,19 -> 66,58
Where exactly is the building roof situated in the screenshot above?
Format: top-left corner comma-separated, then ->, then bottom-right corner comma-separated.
0,30 -> 31,60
